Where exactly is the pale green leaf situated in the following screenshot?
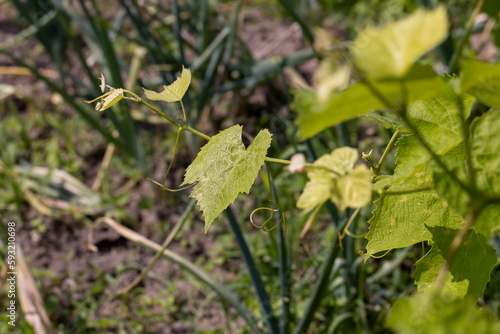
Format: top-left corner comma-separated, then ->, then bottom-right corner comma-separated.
414,227 -> 497,300
460,59 -> 500,108
96,88 -> 124,111
293,68 -> 452,139
143,66 -> 191,103
386,290 -> 500,334
331,164 -> 372,212
181,125 -> 272,232
352,6 -> 448,79
365,166 -> 463,258
297,147 -> 371,213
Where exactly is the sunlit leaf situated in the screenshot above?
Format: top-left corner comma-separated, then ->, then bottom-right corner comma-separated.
97,88 -> 124,111
352,6 -> 448,79
181,125 -> 272,232
297,147 -> 371,213
143,66 -> 191,103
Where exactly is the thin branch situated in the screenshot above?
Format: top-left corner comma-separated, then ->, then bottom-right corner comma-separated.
375,130 -> 399,174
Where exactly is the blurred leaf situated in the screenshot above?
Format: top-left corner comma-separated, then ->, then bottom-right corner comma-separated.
315,58 -> 350,101
352,6 -> 448,79
182,125 -> 272,232
460,59 -> 500,108
297,147 -> 371,213
414,226 -> 497,300
482,0 -> 500,19
293,66 -> 452,138
386,290 -> 500,333
364,113 -> 405,131
143,66 -> 191,103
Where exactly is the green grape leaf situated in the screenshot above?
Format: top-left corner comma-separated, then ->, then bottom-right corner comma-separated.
352,6 -> 448,79
374,94 -> 474,191
428,144 -> 471,217
429,110 -> 500,238
294,71 -> 451,139
406,93 -> 475,155
297,147 -> 371,213
460,59 -> 500,108
143,66 -> 191,103
386,290 -> 500,334
415,227 -> 497,300
373,135 -> 429,191
366,166 -> 463,258
181,125 -> 272,232
471,110 -> 500,195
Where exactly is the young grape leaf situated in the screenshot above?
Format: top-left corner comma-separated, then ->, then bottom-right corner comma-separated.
181,125 -> 272,232
414,226 -> 497,300
352,6 -> 448,79
366,166 -> 463,259
386,290 -> 500,334
460,59 -> 500,108
143,66 -> 191,103
297,147 -> 371,213
85,88 -> 124,111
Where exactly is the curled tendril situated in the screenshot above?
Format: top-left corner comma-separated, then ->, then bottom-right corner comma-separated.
339,208 -> 364,250
369,249 -> 393,259
250,200 -> 284,232
148,128 -> 196,192
249,163 -> 286,233
357,249 -> 392,258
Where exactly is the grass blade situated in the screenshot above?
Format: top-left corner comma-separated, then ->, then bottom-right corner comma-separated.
225,207 -> 280,334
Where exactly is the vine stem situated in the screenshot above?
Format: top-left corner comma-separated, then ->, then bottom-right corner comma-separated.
124,90 -> 308,167
375,130 -> 399,174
